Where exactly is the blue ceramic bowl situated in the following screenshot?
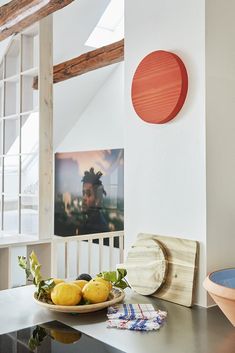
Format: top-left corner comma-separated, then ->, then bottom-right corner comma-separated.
209,268 -> 235,289
203,268 -> 235,326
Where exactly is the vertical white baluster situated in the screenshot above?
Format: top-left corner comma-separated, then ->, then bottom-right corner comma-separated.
88,239 -> 92,274
64,241 -> 68,279
77,240 -> 80,277
51,232 -> 125,279
109,235 -> 114,270
119,233 -> 124,264
51,239 -> 57,278
99,237 -> 103,273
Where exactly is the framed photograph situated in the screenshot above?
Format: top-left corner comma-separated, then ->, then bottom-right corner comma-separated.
54,148 -> 124,237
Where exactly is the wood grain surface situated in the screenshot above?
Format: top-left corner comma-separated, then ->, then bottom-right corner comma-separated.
33,39 -> 124,89
125,238 -> 168,295
131,50 -> 188,124
0,0 -> 74,42
137,233 -> 199,307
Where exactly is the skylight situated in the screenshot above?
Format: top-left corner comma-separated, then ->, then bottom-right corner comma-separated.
85,0 -> 124,48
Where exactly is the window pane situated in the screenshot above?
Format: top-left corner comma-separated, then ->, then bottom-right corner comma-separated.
0,156 -> 2,231
0,196 -> 2,231
21,112 -> 39,154
4,118 -> 20,155
3,195 -> 18,234
21,76 -> 38,113
22,34 -> 39,71
0,157 -> 2,194
0,84 -> 3,117
5,38 -> 20,78
21,154 -> 38,195
0,62 -> 3,81
4,80 -> 20,116
0,121 -> 3,155
21,196 -> 38,235
3,156 -> 19,195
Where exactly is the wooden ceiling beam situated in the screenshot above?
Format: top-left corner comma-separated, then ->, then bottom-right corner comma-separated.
33,38 -> 124,89
0,0 -> 74,41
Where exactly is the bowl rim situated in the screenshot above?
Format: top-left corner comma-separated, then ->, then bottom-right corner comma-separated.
209,267 -> 235,276
33,286 -> 125,313
203,269 -> 235,300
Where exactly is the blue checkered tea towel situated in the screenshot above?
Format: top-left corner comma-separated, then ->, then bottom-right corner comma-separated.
107,304 -> 167,331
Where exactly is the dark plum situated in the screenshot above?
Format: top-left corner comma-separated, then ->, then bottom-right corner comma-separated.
76,273 -> 92,281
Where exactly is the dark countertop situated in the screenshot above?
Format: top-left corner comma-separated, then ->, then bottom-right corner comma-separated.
0,286 -> 234,353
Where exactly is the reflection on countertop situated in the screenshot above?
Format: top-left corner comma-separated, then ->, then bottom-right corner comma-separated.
0,286 -> 234,353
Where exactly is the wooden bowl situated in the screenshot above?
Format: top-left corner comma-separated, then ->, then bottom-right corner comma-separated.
33,287 -> 125,314
203,268 -> 235,326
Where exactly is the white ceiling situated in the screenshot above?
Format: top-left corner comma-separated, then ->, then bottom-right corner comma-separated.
53,0 -> 118,148
0,0 -> 121,147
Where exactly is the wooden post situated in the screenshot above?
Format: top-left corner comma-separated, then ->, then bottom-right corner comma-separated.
38,15 -> 53,239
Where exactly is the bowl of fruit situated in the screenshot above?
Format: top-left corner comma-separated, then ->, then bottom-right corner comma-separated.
18,252 -> 128,313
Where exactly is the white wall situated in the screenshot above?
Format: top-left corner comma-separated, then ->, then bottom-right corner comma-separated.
54,0 -> 235,306
57,63 -> 124,152
55,63 -> 124,278
206,1 -> 235,280
125,0 -> 207,306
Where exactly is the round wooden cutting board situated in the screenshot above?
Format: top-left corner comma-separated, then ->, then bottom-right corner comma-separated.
126,238 -> 168,295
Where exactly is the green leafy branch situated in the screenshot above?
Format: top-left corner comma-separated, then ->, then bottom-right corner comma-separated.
18,256 -> 31,280
97,268 -> 130,290
28,326 -> 47,352
18,251 -> 55,301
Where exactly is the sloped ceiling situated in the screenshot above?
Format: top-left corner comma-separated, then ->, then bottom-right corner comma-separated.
53,0 -> 118,148
0,0 -> 12,58
0,0 -> 119,148
53,63 -> 118,148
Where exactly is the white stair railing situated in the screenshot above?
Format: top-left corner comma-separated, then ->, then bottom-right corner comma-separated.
51,231 -> 124,279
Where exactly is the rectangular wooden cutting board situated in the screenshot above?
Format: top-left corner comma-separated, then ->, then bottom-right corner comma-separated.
137,233 -> 199,307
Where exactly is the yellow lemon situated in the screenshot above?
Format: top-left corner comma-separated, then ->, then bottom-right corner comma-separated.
53,278 -> 65,286
82,281 -> 109,304
48,279 -> 65,299
72,280 -> 88,290
93,277 -> 112,291
51,283 -> 82,306
50,329 -> 81,344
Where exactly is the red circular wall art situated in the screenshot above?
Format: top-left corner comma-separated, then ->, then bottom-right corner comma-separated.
131,50 -> 188,124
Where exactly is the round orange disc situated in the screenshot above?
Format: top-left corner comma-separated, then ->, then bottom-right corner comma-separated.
131,50 -> 188,124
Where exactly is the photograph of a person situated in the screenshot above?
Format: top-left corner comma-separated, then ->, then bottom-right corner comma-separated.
54,148 -> 124,237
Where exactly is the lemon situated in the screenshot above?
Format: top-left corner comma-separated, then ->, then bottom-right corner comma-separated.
72,280 -> 88,290
51,283 -> 82,306
53,278 -> 65,286
50,329 -> 81,344
48,278 -> 65,299
93,277 -> 112,291
82,281 -> 109,304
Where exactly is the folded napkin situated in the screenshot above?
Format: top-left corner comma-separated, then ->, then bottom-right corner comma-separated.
107,304 -> 167,331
